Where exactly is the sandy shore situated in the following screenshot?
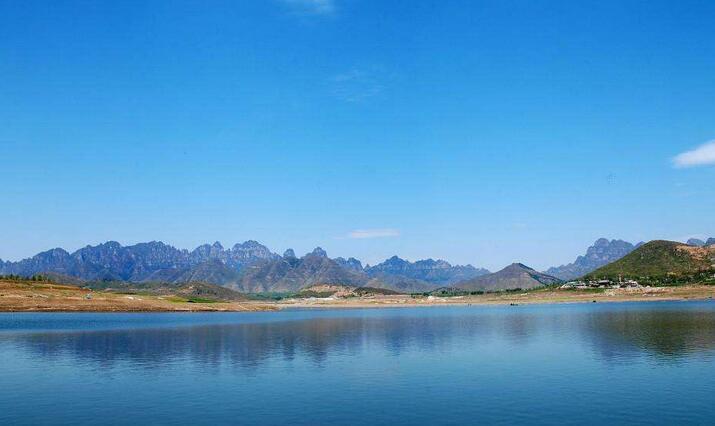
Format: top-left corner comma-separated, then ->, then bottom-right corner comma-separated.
1,280 -> 713,312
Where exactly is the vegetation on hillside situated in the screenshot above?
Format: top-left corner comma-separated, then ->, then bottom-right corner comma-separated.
583,240 -> 715,285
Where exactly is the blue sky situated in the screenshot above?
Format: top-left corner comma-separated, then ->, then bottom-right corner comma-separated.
1,0 -> 714,270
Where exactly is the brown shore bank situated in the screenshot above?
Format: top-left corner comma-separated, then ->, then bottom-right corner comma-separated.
0,280 -> 276,312
2,279 -> 714,313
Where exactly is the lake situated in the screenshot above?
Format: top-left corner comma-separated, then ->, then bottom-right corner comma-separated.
1,301 -> 714,425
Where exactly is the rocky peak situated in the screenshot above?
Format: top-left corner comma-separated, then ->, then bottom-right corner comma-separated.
309,247 -> 328,258
366,255 -> 489,286
593,238 -> 610,246
687,238 -> 706,247
232,240 -> 268,251
283,249 -> 296,259
45,248 -> 71,259
546,238 -> 638,280
384,255 -> 408,267
505,262 -> 532,272
102,241 -> 123,249
334,256 -> 363,272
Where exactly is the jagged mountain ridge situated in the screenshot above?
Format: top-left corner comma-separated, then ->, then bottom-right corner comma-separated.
0,240 -> 278,282
546,238 -> 642,280
365,256 -> 490,286
0,242 -> 492,293
228,248 -> 374,293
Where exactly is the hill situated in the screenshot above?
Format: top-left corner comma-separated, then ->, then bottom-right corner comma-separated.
456,263 -> 561,291
583,240 -> 715,283
297,283 -> 399,298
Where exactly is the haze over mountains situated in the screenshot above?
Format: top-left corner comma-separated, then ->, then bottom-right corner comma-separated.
2,236 -> 711,292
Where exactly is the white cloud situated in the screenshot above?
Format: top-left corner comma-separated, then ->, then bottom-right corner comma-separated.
673,140 -> 715,168
281,0 -> 335,15
348,229 -> 400,239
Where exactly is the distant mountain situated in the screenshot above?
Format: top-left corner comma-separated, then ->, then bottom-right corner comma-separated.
0,240 -> 278,282
546,238 -> 641,280
231,247 -> 373,293
456,263 -> 560,291
366,256 -> 489,286
334,257 -> 364,272
687,238 -> 706,247
584,240 -> 715,281
707,238 -> 715,246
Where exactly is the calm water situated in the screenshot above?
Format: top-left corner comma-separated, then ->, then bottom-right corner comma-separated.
1,302 -> 715,425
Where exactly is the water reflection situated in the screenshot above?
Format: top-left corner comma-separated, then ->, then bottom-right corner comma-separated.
6,316 -> 502,370
582,308 -> 715,361
3,304 -> 715,370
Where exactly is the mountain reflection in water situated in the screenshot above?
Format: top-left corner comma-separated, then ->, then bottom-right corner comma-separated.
4,302 -> 715,370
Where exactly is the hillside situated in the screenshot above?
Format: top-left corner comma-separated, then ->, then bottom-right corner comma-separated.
0,278 -> 271,311
456,263 -> 561,291
297,284 -> 399,298
584,240 -> 715,282
88,281 -> 249,302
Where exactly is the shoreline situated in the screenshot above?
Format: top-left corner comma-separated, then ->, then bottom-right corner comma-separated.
274,285 -> 715,310
1,280 -> 713,313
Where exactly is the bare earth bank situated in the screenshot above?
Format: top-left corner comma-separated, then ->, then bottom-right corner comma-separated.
0,280 -> 275,312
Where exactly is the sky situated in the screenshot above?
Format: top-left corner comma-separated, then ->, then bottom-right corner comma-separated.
1,0 -> 714,271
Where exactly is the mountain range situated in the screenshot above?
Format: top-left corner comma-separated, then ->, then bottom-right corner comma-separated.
0,241 -> 489,293
3,236 -> 710,293
0,240 -> 278,282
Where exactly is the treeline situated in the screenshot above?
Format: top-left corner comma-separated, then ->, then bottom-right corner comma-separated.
584,271 -> 715,286
0,274 -> 52,282
416,287 -> 529,297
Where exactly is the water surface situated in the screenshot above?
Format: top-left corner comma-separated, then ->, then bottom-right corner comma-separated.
1,302 -> 714,425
